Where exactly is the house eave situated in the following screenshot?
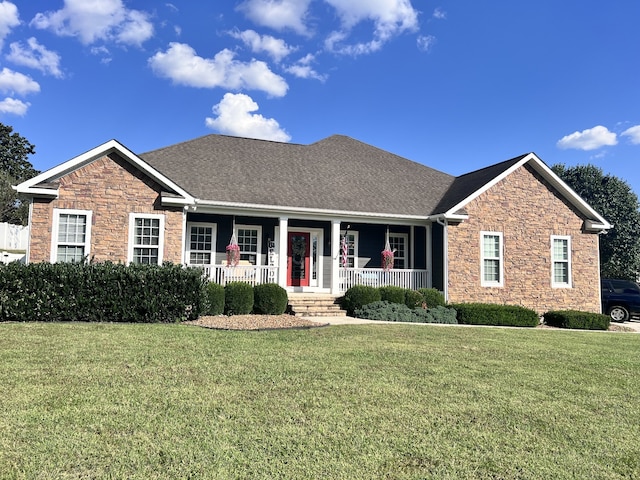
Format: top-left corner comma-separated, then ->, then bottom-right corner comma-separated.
190,199 -> 431,224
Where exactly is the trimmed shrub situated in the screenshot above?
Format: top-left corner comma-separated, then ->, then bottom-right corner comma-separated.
341,285 -> 381,316
418,288 -> 446,308
405,289 -> 424,309
0,261 -> 204,323
224,282 -> 254,315
355,301 -> 416,322
544,310 -> 610,330
254,283 -> 288,315
355,300 -> 458,324
379,286 -> 406,305
202,282 -> 225,315
424,305 -> 458,324
450,303 -> 539,327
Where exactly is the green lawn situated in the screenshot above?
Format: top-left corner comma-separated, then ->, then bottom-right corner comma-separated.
1,322 -> 639,479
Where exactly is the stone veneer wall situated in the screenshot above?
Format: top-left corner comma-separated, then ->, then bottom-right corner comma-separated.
29,153 -> 184,264
446,164 -> 602,314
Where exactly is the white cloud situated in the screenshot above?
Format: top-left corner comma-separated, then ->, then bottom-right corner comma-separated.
433,8 -> 446,20
237,0 -> 311,35
229,29 -> 296,62
557,125 -> 618,151
621,125 -> 640,145
284,53 -> 326,81
0,97 -> 29,115
0,68 -> 40,95
417,34 -> 436,52
0,1 -> 19,50
6,37 -> 63,78
205,92 -> 291,142
148,43 -> 288,97
30,0 -> 154,46
324,0 -> 419,55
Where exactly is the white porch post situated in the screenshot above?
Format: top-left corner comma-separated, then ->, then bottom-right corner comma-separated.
331,220 -> 341,294
278,217 -> 288,287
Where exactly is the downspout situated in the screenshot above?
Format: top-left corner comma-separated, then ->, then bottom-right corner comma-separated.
436,216 -> 449,302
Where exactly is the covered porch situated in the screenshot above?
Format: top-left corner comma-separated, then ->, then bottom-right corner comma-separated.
183,210 -> 433,294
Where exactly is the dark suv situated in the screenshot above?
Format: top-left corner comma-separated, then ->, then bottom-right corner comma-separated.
601,278 -> 640,322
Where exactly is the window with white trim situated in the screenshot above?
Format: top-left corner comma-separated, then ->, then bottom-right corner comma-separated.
388,233 -> 408,269
186,222 -> 216,266
341,232 -> 358,268
51,208 -> 92,263
481,231 -> 503,287
128,213 -> 164,265
551,236 -> 572,287
236,225 -> 262,265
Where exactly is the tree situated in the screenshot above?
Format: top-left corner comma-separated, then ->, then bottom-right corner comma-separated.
552,163 -> 640,280
0,123 -> 37,225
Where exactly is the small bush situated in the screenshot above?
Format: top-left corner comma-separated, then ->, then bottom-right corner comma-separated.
224,282 -> 254,315
378,286 -> 406,305
418,288 -> 446,308
342,285 -> 381,316
354,301 -> 416,322
423,305 -> 458,324
254,283 -> 288,315
405,290 -> 424,309
355,301 -> 458,324
450,303 -> 539,327
202,282 -> 225,315
544,310 -> 610,330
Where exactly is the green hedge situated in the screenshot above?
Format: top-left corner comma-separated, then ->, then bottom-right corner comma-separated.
405,289 -> 424,309
202,282 -> 225,316
0,261 -> 204,323
450,303 -> 539,327
354,301 -> 458,324
379,286 -> 406,305
341,285 -> 381,316
224,282 -> 254,315
254,283 -> 288,315
544,310 -> 610,330
418,288 -> 446,308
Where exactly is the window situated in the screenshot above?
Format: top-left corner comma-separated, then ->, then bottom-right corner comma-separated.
481,231 -> 503,287
551,236 -> 571,287
128,213 -> 164,265
236,225 -> 261,265
51,209 -> 92,263
186,223 -> 216,265
388,234 -> 408,269
341,232 -> 358,268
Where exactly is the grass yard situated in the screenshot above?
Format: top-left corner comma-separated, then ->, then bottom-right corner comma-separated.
1,322 -> 639,479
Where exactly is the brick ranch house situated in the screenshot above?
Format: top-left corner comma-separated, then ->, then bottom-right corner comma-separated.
15,134 -> 611,314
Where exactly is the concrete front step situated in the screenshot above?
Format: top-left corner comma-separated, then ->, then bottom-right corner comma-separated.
287,293 -> 347,317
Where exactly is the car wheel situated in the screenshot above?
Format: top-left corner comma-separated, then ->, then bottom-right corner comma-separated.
608,305 -> 630,322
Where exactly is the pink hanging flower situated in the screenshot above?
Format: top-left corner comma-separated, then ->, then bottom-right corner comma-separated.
226,233 -> 240,267
381,248 -> 394,272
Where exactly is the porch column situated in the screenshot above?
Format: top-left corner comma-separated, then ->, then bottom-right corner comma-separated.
278,217 -> 288,287
331,219 -> 341,294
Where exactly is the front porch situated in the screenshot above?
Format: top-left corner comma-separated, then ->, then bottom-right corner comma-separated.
184,212 -> 433,294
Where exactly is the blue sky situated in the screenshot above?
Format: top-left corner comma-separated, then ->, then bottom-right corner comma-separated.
2,1 -> 640,197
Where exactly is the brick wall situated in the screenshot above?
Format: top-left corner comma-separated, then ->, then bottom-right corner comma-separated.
29,153 -> 184,264
446,164 -> 602,314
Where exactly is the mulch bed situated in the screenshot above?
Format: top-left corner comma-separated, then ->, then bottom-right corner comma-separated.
184,314 -> 327,331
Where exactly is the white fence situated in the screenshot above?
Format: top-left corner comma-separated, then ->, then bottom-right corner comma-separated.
339,268 -> 429,292
0,222 -> 28,264
196,264 -> 279,287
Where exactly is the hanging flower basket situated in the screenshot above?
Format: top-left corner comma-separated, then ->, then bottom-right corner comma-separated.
226,233 -> 240,267
381,238 -> 394,272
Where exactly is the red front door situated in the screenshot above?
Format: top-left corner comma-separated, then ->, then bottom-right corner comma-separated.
287,232 -> 310,287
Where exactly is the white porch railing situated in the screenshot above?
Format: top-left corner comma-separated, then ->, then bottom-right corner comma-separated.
339,268 -> 429,292
194,264 -> 279,287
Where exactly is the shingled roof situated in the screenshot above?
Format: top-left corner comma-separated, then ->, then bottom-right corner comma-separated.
139,134 -> 456,217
